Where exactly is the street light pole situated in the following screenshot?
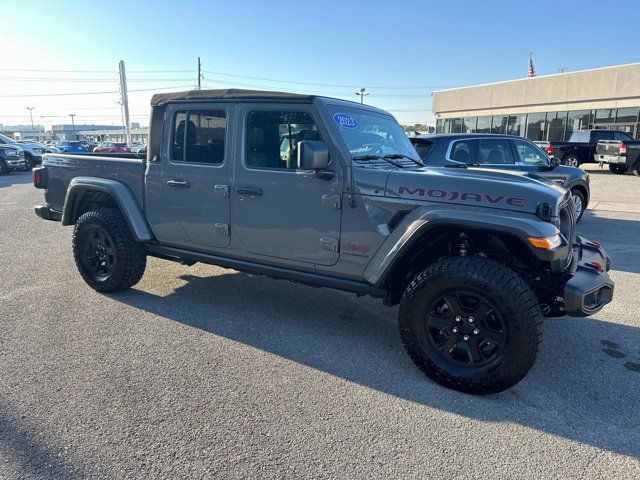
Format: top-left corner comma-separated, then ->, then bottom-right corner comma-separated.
26,107 -> 35,137
69,114 -> 77,140
355,88 -> 369,104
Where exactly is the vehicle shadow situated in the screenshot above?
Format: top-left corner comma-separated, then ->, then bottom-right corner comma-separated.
578,211 -> 640,274
0,171 -> 33,189
116,269 -> 640,459
0,404 -> 86,479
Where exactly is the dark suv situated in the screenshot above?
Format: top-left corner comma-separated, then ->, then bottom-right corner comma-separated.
409,134 -> 590,221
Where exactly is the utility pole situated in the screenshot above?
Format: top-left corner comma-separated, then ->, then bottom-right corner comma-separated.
118,60 -> 132,147
355,87 -> 369,104
26,107 -> 35,137
197,57 -> 202,89
69,114 -> 77,140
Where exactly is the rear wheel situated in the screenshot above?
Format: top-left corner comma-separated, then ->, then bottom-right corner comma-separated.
398,256 -> 542,395
563,155 -> 580,167
609,164 -> 628,175
633,163 -> 640,177
24,153 -> 35,170
72,209 -> 146,292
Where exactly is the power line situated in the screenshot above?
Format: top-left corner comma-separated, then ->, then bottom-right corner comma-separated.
0,85 -> 195,98
202,69 -> 453,90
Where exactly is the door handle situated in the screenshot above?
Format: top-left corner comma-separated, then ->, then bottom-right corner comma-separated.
167,180 -> 191,188
236,186 -> 263,196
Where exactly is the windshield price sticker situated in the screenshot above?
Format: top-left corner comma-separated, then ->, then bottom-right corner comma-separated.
333,113 -> 358,129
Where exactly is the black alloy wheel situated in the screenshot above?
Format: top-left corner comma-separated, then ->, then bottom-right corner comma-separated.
425,292 -> 506,368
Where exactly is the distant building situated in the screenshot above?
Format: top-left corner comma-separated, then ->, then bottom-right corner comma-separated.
47,124 -> 124,141
76,127 -> 149,143
432,62 -> 640,140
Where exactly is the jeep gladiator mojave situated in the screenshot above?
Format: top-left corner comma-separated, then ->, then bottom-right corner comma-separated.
33,89 -> 614,394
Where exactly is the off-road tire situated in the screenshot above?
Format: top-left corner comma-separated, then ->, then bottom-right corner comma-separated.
563,155 -> 580,167
0,160 -> 7,175
609,164 -> 628,175
398,256 -> 542,395
72,208 -> 146,292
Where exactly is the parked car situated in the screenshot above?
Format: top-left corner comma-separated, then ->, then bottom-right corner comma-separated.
536,130 -> 633,167
0,144 -> 27,174
94,142 -> 131,153
409,134 -> 590,221
79,140 -> 97,152
595,137 -> 640,175
0,134 -> 44,168
131,141 -> 146,152
56,141 -> 88,153
33,89 -> 614,395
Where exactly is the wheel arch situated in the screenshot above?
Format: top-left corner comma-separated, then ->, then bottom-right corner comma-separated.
62,177 -> 154,242
363,207 -> 561,293
568,182 -> 589,207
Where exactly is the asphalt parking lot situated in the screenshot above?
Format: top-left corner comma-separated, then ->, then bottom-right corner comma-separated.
1,165 -> 639,479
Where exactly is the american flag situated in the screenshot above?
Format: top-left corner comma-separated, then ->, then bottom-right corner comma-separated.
528,52 -> 536,77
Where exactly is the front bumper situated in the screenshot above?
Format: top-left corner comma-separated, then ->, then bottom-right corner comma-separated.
5,158 -> 28,169
596,154 -> 626,164
563,236 -> 614,317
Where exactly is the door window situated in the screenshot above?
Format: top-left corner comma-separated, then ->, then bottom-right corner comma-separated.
448,140 -> 477,163
246,111 -> 319,170
477,138 -> 514,164
171,110 -> 226,164
512,139 -> 548,166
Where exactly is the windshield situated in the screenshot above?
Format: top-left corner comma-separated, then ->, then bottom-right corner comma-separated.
326,105 -> 417,160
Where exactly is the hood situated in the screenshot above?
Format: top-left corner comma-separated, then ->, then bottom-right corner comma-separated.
385,166 -> 568,216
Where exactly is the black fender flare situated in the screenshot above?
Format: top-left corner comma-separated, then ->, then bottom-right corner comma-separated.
62,177 -> 154,242
362,205 -> 564,287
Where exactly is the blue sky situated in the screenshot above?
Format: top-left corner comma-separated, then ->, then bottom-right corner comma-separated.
1,0 -> 639,126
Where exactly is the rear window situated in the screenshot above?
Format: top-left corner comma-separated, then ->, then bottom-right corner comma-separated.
569,131 -> 589,142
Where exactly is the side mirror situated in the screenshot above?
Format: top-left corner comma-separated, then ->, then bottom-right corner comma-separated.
549,157 -> 560,167
297,140 -> 330,170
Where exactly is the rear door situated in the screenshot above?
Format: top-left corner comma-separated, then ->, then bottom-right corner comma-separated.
233,104 -> 342,266
153,103 -> 233,250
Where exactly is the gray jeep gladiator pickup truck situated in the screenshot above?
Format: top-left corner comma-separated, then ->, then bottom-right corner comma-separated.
33,89 -> 614,394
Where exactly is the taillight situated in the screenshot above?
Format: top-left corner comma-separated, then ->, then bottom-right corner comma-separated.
620,143 -> 627,155
33,167 -> 47,189
547,145 -> 554,155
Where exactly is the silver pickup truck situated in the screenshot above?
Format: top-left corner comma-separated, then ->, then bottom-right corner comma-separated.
33,89 -> 614,394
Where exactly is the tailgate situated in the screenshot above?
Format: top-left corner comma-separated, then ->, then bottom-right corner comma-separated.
596,140 -> 621,155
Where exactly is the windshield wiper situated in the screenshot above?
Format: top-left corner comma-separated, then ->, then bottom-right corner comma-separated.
352,154 -> 405,168
383,153 -> 425,167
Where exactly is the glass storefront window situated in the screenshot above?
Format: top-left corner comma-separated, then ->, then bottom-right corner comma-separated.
491,115 -> 508,134
443,119 -> 452,134
450,118 -> 463,133
507,114 -> 525,136
616,107 -> 639,124
525,112 -> 547,141
462,117 -> 477,133
435,119 -> 444,134
594,109 -> 615,124
565,110 -> 591,140
476,116 -> 491,134
547,112 -> 567,141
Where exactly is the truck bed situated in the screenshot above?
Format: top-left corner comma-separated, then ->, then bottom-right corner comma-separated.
42,153 -> 146,213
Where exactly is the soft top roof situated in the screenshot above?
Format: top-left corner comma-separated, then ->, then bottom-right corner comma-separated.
150,88 -> 314,106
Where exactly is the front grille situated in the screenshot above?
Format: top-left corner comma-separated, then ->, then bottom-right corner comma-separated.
558,197 -> 577,270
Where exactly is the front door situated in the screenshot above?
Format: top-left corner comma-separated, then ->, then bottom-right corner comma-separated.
156,104 -> 233,250
233,105 -> 342,266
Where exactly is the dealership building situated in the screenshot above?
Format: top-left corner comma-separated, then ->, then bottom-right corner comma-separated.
432,62 -> 640,141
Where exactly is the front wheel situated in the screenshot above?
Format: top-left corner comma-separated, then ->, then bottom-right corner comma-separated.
609,164 -> 628,175
571,188 -> 586,222
399,256 -> 542,395
72,209 -> 147,292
